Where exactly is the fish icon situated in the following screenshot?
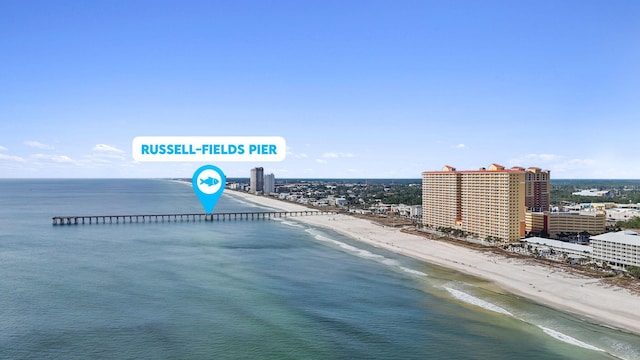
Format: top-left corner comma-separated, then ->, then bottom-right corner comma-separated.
200,177 -> 219,186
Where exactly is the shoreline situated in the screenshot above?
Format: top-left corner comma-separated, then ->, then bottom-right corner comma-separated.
224,189 -> 640,336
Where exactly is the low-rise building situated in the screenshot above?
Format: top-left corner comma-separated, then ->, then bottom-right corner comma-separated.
605,208 -> 640,222
409,205 -> 422,218
522,237 -> 592,259
525,211 -> 606,238
349,209 -> 372,215
547,211 -> 606,237
335,197 -> 348,206
229,183 -> 246,190
590,231 -> 640,269
571,189 -> 613,197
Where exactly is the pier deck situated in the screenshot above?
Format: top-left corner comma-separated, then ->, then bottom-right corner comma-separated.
52,210 -> 335,225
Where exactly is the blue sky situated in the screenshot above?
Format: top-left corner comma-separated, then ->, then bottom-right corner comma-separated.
1,0 -> 639,179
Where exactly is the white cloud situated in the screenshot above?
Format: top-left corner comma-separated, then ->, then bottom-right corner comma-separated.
93,144 -> 124,153
455,144 -> 465,149
32,153 -> 79,164
286,146 -> 309,159
524,153 -> 559,162
54,155 -> 75,163
24,140 -> 55,150
0,153 -> 25,162
322,152 -> 355,158
312,152 -> 357,169
0,145 -> 7,151
86,143 -> 127,162
84,157 -> 112,164
92,153 -> 126,161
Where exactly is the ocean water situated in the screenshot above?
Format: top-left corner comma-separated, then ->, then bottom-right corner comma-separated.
1,179 -> 639,359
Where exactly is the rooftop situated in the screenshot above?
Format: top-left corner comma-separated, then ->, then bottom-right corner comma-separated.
523,237 -> 593,253
423,163 -> 550,175
591,231 -> 640,246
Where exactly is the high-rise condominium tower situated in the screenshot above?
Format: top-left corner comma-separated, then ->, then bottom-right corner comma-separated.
263,173 -> 275,194
250,167 -> 264,194
422,164 -> 527,242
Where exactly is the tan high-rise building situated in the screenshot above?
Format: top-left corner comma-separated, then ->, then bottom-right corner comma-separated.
422,165 -> 461,230
422,164 -> 526,243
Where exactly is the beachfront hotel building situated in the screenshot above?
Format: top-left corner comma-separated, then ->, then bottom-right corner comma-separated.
590,231 -> 640,269
422,164 -> 526,243
250,167 -> 264,194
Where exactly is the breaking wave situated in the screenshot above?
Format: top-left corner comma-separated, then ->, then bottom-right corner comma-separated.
301,224 -> 618,357
444,287 -> 513,316
400,267 -> 428,277
271,218 -> 304,228
444,286 -> 610,355
538,326 -> 605,352
306,229 -> 428,277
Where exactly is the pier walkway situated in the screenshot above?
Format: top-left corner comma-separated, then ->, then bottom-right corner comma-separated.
52,210 -> 335,225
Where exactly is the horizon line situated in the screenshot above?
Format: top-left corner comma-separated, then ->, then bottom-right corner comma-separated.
2,177 -> 640,181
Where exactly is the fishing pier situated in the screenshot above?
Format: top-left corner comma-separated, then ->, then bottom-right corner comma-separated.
52,210 -> 335,225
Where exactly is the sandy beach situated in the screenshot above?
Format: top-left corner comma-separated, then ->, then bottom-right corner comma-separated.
226,190 -> 640,336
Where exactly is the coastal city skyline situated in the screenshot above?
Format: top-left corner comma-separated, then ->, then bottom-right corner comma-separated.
2,1 -> 639,179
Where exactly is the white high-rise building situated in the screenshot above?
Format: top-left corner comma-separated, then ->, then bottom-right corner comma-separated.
264,173 -> 275,194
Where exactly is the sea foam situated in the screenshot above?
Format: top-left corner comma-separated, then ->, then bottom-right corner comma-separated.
445,286 -> 611,355
306,229 -> 428,277
538,326 -> 604,352
300,219 -> 614,356
445,287 -> 513,316
271,218 -> 304,228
